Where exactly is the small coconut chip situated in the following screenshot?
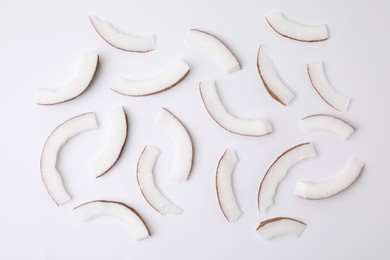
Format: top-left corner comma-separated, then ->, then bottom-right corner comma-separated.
256,217 -> 306,239
199,80 -> 273,136
89,15 -> 156,52
36,53 -> 99,105
265,12 -> 328,42
295,157 -> 364,200
73,200 -> 150,240
258,142 -> 317,213
41,113 -> 98,205
112,61 -> 190,96
187,29 -> 241,74
137,145 -> 183,215
257,45 -> 295,105
307,61 -> 350,112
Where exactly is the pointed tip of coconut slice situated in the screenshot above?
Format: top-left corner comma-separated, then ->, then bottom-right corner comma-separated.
256,217 -> 306,239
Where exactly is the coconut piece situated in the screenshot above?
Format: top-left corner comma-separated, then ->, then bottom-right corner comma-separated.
186,29 -> 241,74
265,12 -> 328,42
137,145 -> 183,215
36,53 -> 99,105
295,157 -> 364,200
257,45 -> 295,105
258,142 -> 316,213
112,61 -> 190,96
199,80 -> 273,136
155,108 -> 193,182
307,61 -> 350,112
41,113 -> 98,205
89,15 -> 156,52
216,149 -> 242,222
256,217 -> 306,239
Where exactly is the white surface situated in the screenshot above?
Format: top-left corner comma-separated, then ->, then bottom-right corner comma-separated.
0,0 -> 389,259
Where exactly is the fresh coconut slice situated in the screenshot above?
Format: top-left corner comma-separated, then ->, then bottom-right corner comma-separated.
91,107 -> 128,178
265,12 -> 328,42
300,114 -> 355,141
89,15 -> 156,52
112,61 -> 190,96
199,80 -> 273,136
36,53 -> 99,105
187,29 -> 241,74
40,113 -> 98,205
155,108 -> 193,182
256,217 -> 306,239
137,145 -> 183,215
295,157 -> 364,200
216,149 -> 242,222
257,45 -> 295,105
73,200 -> 150,240
258,142 -> 317,213
307,61 -> 350,112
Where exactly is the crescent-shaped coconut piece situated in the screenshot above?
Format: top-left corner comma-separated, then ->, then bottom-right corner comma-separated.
256,217 -> 306,239
155,108 -> 193,182
91,107 -> 128,178
89,15 -> 156,52
257,45 -> 295,106
295,157 -> 364,200
186,29 -> 241,74
36,53 -> 99,105
41,113 -> 98,205
137,145 -> 183,215
112,61 -> 190,96
73,200 -> 150,240
265,12 -> 328,42
258,142 -> 317,213
199,80 -> 273,136
307,61 -> 351,112
216,149 -> 242,222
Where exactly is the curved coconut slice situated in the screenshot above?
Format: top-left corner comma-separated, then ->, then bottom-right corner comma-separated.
258,142 -> 316,213
300,114 -> 355,141
216,149 -> 242,222
41,113 -> 98,205
36,53 -> 99,105
89,16 -> 156,52
257,45 -> 295,105
112,61 -> 190,96
265,12 -> 328,42
155,108 -> 193,182
187,29 -> 241,74
91,107 -> 128,178
307,61 -> 350,112
137,145 -> 183,215
295,157 -> 364,200
199,80 -> 273,136
256,217 -> 306,239
73,200 -> 150,240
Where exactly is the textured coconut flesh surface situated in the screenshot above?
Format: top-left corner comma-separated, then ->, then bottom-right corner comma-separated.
257,45 -> 295,105
295,157 -> 364,199
266,12 -> 328,42
112,61 -> 189,96
155,108 -> 193,182
216,149 -> 242,222
199,80 -> 273,136
89,15 -> 156,52
308,61 -> 350,112
256,218 -> 306,239
258,143 -> 317,213
301,114 -> 355,141
187,29 -> 241,74
41,113 -> 98,205
137,145 -> 183,215
73,200 -> 150,240
36,53 -> 98,105
91,107 -> 127,178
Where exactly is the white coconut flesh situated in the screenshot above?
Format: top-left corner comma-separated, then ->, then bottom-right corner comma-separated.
256,217 -> 306,239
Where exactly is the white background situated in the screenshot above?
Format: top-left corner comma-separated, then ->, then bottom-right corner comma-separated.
0,0 -> 389,259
